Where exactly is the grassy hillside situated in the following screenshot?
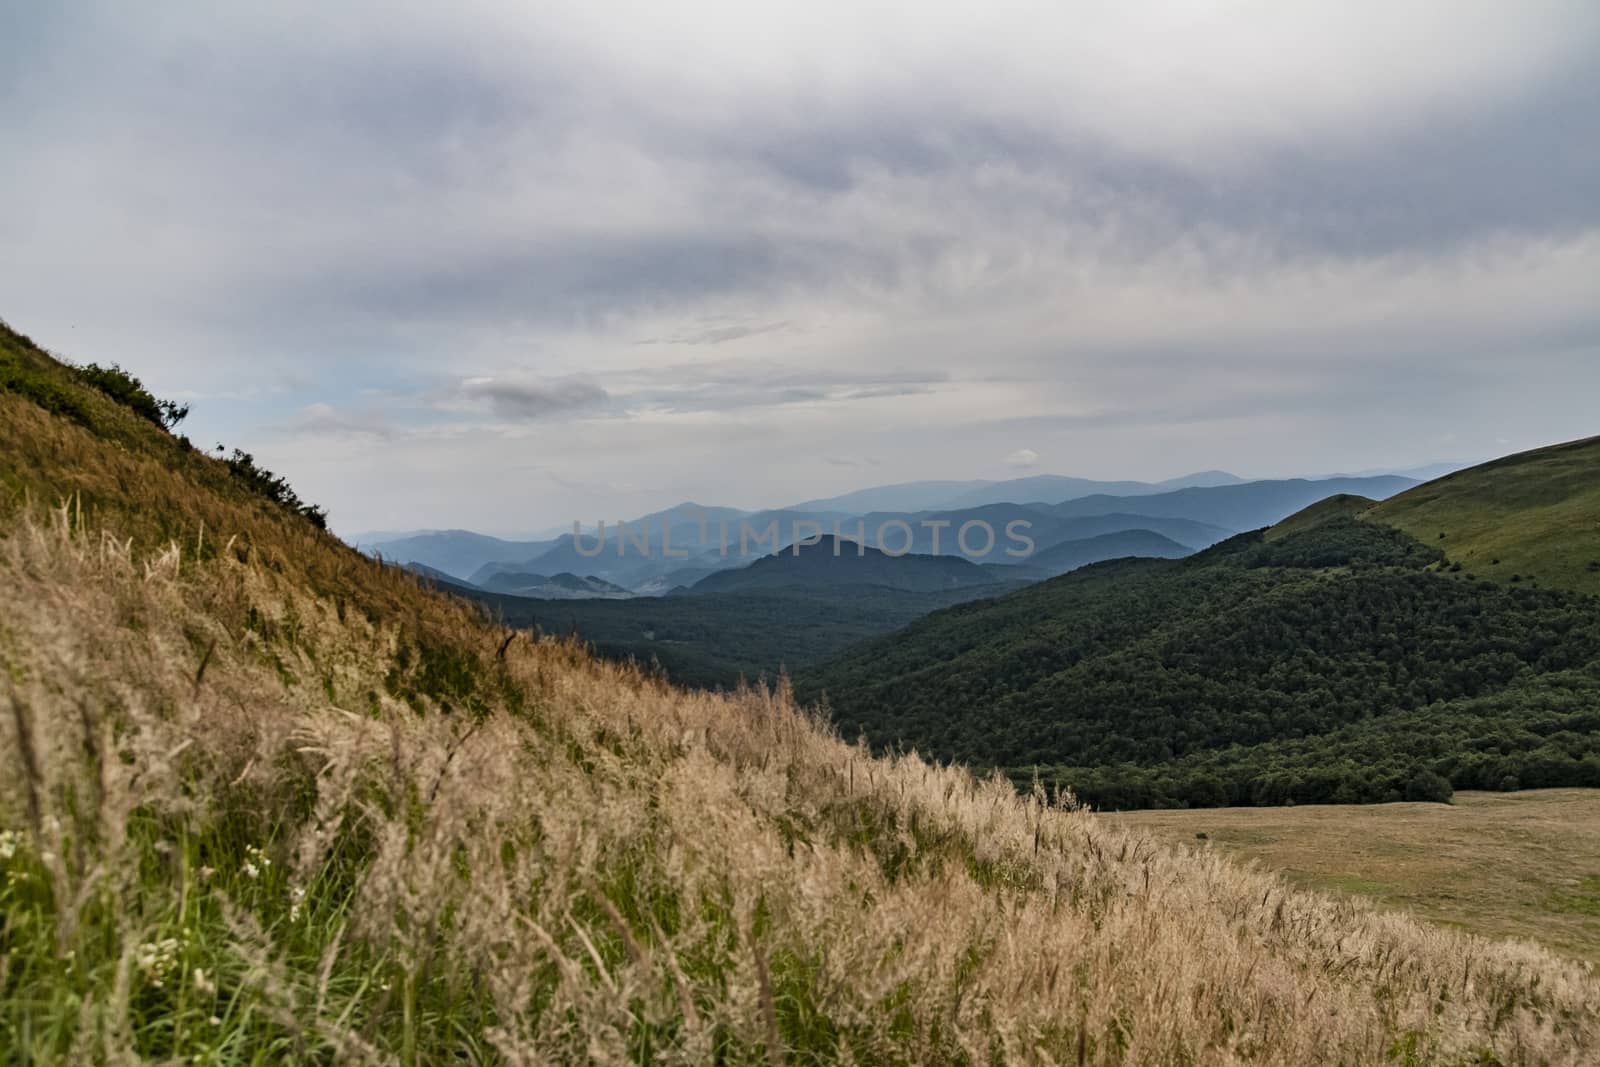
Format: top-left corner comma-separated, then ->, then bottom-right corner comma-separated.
802,516 -> 1600,809
3,320 -> 1599,1063
1111,790 -> 1600,964
1367,435 -> 1600,595
1265,493 -> 1377,541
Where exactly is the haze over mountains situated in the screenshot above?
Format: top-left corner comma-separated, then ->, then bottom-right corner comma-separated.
800,437 -> 1600,809
6,314 -> 1599,1063
356,470 -> 1422,591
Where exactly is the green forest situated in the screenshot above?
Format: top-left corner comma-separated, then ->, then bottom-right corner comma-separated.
434,579 -> 1012,690
801,518 -> 1600,808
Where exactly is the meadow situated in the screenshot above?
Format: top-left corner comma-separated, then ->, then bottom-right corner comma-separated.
1110,790 -> 1600,963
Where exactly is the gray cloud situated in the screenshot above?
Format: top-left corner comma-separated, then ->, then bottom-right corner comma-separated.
1,1 -> 1597,533
454,377 -> 609,420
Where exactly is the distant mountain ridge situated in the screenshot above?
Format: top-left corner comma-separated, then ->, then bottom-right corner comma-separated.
1023,529 -> 1193,576
1040,476 -> 1417,530
357,474 -> 1417,587
794,470 -> 1245,513
798,441 -> 1600,810
687,538 -> 1000,595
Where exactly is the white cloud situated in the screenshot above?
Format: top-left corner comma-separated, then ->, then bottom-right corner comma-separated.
1,1 -> 1597,531
1005,448 -> 1040,469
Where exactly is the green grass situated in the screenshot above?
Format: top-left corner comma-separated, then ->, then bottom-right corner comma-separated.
1265,493 -> 1378,541
1367,435 -> 1600,596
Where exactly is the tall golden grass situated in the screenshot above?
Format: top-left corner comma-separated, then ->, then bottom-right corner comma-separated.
1,498 -> 1597,1063
1,328 -> 1597,1062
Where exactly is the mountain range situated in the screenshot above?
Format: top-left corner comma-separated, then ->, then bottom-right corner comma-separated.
359,474 -> 1419,591
798,437 -> 1600,809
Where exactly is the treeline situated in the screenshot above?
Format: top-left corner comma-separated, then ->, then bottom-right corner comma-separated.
804,518 -> 1600,807
433,581 -> 1011,691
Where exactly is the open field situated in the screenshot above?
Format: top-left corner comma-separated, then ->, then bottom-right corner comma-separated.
1110,789 -> 1600,962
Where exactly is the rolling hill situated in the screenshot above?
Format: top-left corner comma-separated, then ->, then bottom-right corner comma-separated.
1023,529 -> 1193,575
1366,434 -> 1600,596
3,320 -> 1596,1063
687,538 -> 998,594
439,582 -> 1016,690
360,528 -> 558,580
801,462 -> 1600,810
1040,475 -> 1418,529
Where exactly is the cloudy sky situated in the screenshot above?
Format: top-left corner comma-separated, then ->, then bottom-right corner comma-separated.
4,2 -> 1598,535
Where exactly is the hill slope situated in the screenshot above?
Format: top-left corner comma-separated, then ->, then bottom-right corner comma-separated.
3,320 -> 1597,1063
802,512 -> 1600,810
1367,434 -> 1600,595
1025,529 -> 1193,575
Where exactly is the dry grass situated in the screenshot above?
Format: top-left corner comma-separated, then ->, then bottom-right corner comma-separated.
3,328 -> 1600,1063
1108,791 -> 1600,965
1,510 -> 1597,1064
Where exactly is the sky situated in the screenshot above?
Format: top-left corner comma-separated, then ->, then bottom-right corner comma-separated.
3,1 -> 1598,536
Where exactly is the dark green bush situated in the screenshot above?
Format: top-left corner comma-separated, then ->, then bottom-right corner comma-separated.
1403,770 -> 1453,804
75,361 -> 188,429
218,448 -> 329,530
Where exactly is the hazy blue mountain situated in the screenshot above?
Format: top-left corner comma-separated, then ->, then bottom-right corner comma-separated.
516,506 -> 848,589
1023,529 -> 1193,575
359,530 -> 558,580
835,505 -> 1235,562
404,561 -> 469,585
791,480 -> 994,514
793,471 -> 1246,514
1151,470 -> 1248,491
686,538 -> 1000,595
1039,476 -> 1418,531
1315,461 -> 1478,482
942,476 -> 1173,510
1024,513 -> 1235,550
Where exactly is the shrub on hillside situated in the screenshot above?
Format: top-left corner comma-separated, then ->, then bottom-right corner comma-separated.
75,361 -> 189,430
1404,769 -> 1454,804
218,447 -> 329,530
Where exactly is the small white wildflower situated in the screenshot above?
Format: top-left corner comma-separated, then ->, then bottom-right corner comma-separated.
210,1015 -> 222,1026
288,884 -> 307,922
136,937 -> 183,987
198,865 -> 216,883
0,829 -> 21,861
193,967 -> 217,997
242,845 -> 271,879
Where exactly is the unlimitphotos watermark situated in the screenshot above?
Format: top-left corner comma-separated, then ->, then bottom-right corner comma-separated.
569,506 -> 1035,561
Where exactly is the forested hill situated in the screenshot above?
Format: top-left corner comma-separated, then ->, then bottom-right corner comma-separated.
687,538 -> 997,593
800,513 -> 1600,809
